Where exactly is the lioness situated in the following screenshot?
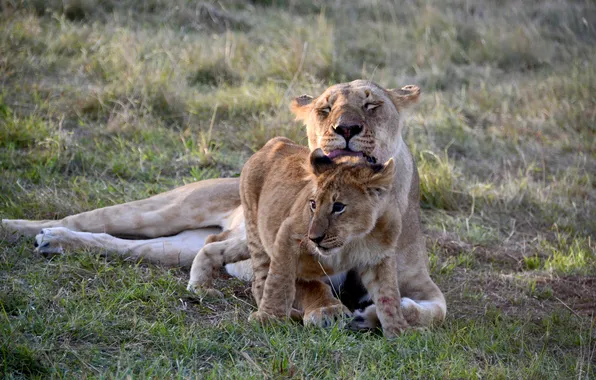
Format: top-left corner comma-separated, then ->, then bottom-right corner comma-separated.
193,137 -> 410,336
2,80 -> 446,329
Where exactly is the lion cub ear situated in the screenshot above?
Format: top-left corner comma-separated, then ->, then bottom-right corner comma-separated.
309,148 -> 334,176
290,94 -> 314,122
368,158 -> 396,193
386,85 -> 420,110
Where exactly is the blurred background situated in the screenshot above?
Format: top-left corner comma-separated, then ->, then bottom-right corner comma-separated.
1,1 -> 595,377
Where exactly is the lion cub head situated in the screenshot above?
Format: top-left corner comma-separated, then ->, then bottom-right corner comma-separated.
304,149 -> 396,257
291,80 -> 420,165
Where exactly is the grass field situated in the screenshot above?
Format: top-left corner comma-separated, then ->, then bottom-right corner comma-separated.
1,0 -> 595,378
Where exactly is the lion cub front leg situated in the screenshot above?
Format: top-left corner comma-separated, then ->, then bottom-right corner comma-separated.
296,279 -> 351,328
249,245 -> 270,308
359,256 -> 409,338
249,221 -> 297,324
187,231 -> 249,298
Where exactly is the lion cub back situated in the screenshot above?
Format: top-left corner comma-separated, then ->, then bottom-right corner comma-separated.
239,137 -> 312,250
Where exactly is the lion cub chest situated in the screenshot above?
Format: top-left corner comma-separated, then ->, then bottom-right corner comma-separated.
296,252 -> 335,279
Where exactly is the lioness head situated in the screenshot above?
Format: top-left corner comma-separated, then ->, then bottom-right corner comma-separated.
304,149 -> 395,257
291,80 -> 420,164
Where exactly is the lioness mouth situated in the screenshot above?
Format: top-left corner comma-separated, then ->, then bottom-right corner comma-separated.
327,149 -> 376,164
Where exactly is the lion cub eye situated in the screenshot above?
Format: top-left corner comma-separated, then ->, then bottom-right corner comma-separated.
332,202 -> 346,214
364,103 -> 381,112
309,200 -> 317,211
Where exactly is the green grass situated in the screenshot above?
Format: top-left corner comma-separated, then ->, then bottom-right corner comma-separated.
1,0 -> 595,378
1,243 -> 593,379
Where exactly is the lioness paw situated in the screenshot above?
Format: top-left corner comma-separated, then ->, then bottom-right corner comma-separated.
304,304 -> 352,328
186,282 -> 224,298
348,304 -> 379,331
400,297 -> 422,325
34,227 -> 72,256
382,322 -> 409,339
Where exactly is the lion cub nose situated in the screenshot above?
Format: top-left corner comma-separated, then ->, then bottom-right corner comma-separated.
334,124 -> 363,142
309,234 -> 326,245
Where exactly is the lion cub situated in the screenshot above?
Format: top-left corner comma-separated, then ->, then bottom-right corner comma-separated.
238,137 -> 409,336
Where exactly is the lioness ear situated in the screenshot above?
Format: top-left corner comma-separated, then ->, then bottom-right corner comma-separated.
290,94 -> 314,122
386,85 -> 420,110
309,148 -> 334,176
369,158 -> 396,193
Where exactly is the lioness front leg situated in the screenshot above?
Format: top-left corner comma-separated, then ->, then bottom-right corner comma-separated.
33,227 -> 220,266
359,256 -> 409,338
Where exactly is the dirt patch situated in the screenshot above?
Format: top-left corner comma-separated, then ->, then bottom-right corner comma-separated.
180,271 -> 254,326
427,230 -> 474,256
544,276 -> 596,317
427,229 -> 534,271
427,231 -> 594,320
437,265 -> 596,324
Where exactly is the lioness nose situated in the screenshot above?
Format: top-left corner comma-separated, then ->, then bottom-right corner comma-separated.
334,124 -> 362,141
309,234 -> 326,245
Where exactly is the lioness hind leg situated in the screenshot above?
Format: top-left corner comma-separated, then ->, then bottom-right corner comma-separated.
350,279 -> 446,331
187,229 -> 249,297
2,178 -> 241,238
398,277 -> 446,328
2,219 -> 69,238
33,227 -> 219,267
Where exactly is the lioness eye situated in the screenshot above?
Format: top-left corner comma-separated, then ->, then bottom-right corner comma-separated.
310,200 -> 316,211
364,103 -> 380,111
318,107 -> 330,115
332,202 -> 346,214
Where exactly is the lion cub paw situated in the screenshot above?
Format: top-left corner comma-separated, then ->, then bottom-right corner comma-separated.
186,282 -> 224,298
249,311 -> 284,325
304,304 -> 352,328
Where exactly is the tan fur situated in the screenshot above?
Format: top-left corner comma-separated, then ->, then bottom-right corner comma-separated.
234,137 -> 408,336
189,81 -> 445,331
288,81 -> 445,330
3,178 -> 241,238
187,227 -> 249,297
2,80 -> 445,332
